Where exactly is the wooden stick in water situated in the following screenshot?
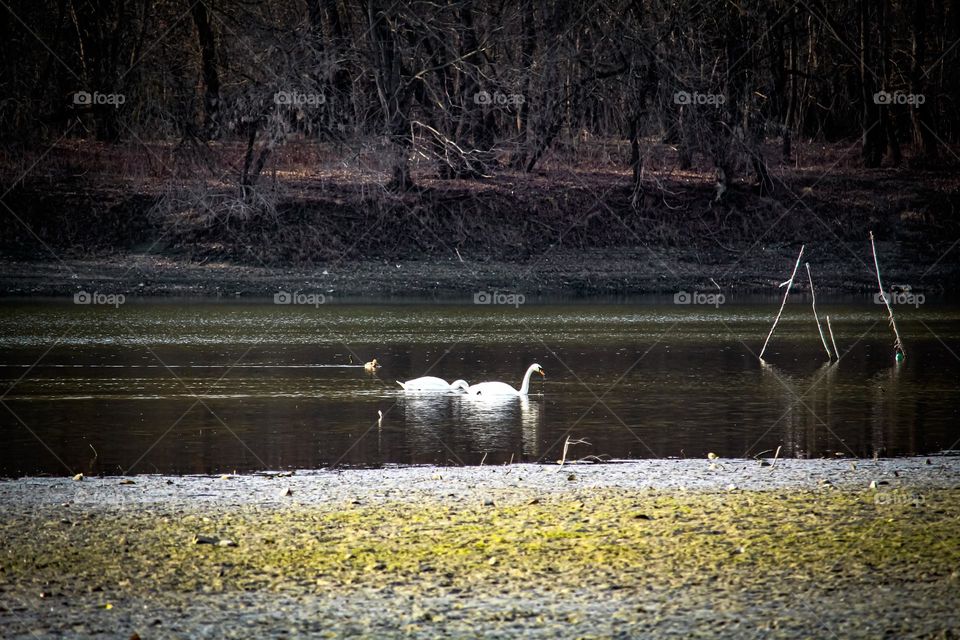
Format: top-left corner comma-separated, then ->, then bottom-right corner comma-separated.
559,437 -> 591,467
806,263 -> 832,359
869,231 -> 905,360
760,245 -> 805,360
826,315 -> 840,360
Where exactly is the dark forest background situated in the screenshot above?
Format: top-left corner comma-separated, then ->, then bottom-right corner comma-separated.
0,0 -> 958,275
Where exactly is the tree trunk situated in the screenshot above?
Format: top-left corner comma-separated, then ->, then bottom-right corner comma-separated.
910,0 -> 939,159
446,2 -> 493,178
369,1 -> 413,191
510,0 -> 537,170
860,0 -> 885,168
190,0 -> 220,140
769,5 -> 791,159
71,0 -> 128,142
241,120 -> 258,199
879,0 -> 901,166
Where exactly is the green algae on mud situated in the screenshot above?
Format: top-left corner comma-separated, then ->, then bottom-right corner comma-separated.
3,488 -> 959,598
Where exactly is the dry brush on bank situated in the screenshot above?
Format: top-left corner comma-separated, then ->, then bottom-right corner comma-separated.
2,139 -> 958,270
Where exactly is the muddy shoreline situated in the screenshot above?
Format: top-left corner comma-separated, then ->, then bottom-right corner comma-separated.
1,240 -> 956,300
5,457 -> 959,505
2,459 -> 959,639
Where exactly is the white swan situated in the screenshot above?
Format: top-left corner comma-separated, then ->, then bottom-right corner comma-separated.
466,363 -> 544,396
397,376 -> 470,392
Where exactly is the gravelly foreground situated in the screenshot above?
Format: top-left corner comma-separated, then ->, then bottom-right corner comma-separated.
4,457 -> 958,508
2,458 -> 959,639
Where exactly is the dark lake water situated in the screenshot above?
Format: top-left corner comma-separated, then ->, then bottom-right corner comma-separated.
0,300 -> 958,476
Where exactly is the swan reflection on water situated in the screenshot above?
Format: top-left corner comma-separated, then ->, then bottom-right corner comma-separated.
396,376 -> 470,392
401,392 -> 543,459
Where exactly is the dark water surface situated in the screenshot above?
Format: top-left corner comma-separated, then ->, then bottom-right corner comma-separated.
0,300 -> 958,476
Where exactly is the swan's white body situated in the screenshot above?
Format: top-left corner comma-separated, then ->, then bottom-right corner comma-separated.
466,363 -> 544,396
397,376 -> 470,392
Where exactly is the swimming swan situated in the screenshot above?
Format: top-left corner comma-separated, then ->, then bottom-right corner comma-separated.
466,363 -> 544,396
397,377 -> 470,392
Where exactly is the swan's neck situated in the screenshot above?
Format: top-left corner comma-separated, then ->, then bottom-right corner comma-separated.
518,365 -> 537,395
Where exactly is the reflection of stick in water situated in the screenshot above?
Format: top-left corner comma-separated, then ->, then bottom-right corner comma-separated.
869,231 -> 905,361
760,245 -> 805,360
826,315 -> 840,361
806,263 -> 832,359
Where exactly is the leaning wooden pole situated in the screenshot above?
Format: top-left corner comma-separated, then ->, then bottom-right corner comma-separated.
806,263 -> 832,359
826,315 -> 840,361
869,231 -> 905,361
759,245 -> 805,360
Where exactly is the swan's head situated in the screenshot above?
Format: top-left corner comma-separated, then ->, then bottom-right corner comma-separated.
451,379 -> 470,392
531,363 -> 545,377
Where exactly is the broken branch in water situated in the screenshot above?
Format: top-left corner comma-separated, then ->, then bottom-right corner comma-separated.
559,437 -> 592,467
826,315 -> 840,361
869,231 -> 905,361
806,263 -> 832,359
573,454 -> 611,464
759,245 -> 805,360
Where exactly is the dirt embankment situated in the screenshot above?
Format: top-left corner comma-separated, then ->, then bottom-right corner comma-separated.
1,141 -> 958,297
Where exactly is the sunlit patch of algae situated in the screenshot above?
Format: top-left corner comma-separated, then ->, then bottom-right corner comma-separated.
2,488 -> 958,598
